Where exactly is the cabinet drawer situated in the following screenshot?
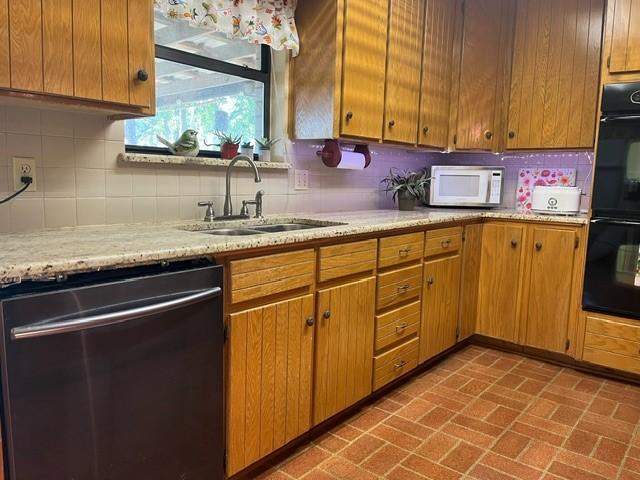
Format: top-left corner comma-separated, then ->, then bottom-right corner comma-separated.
583,315 -> 640,374
318,239 -> 377,282
230,249 -> 315,304
376,264 -> 422,310
378,232 -> 425,268
375,301 -> 421,352
373,337 -> 419,390
424,227 -> 462,258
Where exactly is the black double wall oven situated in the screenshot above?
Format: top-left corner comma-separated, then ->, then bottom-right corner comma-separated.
583,82 -> 640,320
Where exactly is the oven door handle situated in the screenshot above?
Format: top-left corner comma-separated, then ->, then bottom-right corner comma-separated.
591,218 -> 640,226
10,287 -> 222,341
601,115 -> 640,122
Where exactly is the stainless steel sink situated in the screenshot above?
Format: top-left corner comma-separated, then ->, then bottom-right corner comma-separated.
250,223 -> 321,233
202,228 -> 266,236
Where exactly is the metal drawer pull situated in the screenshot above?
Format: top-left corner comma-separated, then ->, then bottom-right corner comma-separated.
11,287 -> 222,341
511,239 -> 518,248
323,310 -> 331,319
535,242 -> 543,251
398,247 -> 411,257
426,276 -> 434,286
397,285 -> 410,294
395,322 -> 408,333
394,359 -> 408,370
441,239 -> 451,248
306,316 -> 315,327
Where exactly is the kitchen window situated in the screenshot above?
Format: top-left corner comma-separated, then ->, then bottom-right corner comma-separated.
125,12 -> 270,157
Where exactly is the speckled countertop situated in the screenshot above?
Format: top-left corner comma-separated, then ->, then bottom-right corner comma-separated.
0,208 -> 588,285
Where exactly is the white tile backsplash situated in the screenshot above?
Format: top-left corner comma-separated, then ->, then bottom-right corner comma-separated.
77,197 -> 106,226
44,198 -> 76,228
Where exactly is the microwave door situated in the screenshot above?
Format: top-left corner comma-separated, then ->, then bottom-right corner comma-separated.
433,171 -> 489,205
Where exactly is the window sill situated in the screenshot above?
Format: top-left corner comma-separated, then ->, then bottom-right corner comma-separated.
118,153 -> 291,170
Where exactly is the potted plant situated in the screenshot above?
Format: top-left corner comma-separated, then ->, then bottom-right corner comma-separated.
380,168 -> 429,211
255,137 -> 280,162
240,141 -> 254,157
208,131 -> 242,159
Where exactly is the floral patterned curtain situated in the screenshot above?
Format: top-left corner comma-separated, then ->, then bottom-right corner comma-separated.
154,0 -> 299,56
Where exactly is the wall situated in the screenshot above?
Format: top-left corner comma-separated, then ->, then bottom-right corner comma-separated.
0,105 -> 429,233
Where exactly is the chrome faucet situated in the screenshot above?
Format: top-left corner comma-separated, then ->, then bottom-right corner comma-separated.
224,154 -> 262,216
240,190 -> 265,218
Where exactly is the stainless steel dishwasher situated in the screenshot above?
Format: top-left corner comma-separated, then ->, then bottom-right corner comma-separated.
0,259 -> 224,480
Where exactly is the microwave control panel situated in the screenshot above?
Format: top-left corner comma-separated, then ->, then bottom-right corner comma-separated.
489,170 -> 503,204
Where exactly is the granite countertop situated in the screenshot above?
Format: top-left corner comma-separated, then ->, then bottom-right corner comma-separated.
0,208 -> 589,285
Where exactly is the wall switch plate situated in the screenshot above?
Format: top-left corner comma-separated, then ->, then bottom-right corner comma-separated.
12,156 -> 37,191
294,169 -> 309,190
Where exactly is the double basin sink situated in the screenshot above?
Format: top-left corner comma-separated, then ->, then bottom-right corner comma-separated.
184,220 -> 345,236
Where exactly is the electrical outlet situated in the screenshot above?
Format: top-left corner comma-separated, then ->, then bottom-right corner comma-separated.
13,157 -> 37,191
294,169 -> 309,190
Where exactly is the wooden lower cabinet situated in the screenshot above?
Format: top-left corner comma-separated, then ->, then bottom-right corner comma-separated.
227,295 -> 315,476
419,254 -> 462,362
476,223 -> 525,342
521,226 -> 578,353
314,277 -> 376,425
459,224 -> 483,340
582,313 -> 640,374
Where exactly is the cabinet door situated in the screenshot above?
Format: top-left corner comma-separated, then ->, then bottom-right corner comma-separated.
0,0 -> 8,88
102,0 -> 130,104
383,0 -> 424,144
227,295 -> 314,476
73,0 -> 102,100
476,223 -> 525,342
609,0 -> 640,74
128,0 -> 155,108
507,0 -> 604,150
340,0 -> 388,140
42,0 -> 74,96
418,0 -> 458,148
459,223 -> 483,340
314,277 -> 375,425
420,255 -> 462,363
522,227 -> 577,353
455,0 -> 512,151
9,0 -> 43,92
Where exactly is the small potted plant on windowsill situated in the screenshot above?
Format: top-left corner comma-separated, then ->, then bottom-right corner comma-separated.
381,168 -> 429,211
240,141 -> 254,157
208,131 -> 242,159
255,137 -> 280,162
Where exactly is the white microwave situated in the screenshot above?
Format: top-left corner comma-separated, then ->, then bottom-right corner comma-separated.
426,165 -> 505,207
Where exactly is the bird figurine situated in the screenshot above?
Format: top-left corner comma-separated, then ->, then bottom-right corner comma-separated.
157,129 -> 200,157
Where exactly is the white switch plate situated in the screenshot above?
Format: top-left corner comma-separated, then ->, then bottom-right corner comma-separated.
294,169 -> 309,190
12,157 -> 37,191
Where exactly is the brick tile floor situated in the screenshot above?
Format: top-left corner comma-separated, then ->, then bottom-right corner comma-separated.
257,346 -> 640,479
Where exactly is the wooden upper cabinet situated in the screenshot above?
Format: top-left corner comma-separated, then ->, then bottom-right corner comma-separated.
476,223 -> 525,342
507,0 -> 604,150
453,0 -> 514,151
227,295 -> 315,476
340,0 -> 388,140
521,227 -> 577,353
0,0 -> 154,115
418,0 -> 459,149
383,0 -> 424,144
608,0 -> 640,74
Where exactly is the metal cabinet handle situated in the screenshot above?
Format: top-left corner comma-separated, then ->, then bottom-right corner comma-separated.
485,130 -> 493,140
508,131 -> 516,139
426,276 -> 434,286
306,316 -> 315,327
346,111 -> 353,121
535,242 -> 543,251
511,239 -> 518,248
11,287 -> 222,341
423,126 -> 429,135
388,120 -> 395,128
395,322 -> 408,333
441,239 -> 451,248
137,69 -> 149,82
397,285 -> 410,294
394,359 -> 408,370
398,247 -> 411,257
323,310 -> 331,319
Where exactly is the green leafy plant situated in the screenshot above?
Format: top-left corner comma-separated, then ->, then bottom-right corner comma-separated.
241,141 -> 253,148
255,137 -> 280,150
209,130 -> 242,145
380,168 -> 429,203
